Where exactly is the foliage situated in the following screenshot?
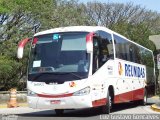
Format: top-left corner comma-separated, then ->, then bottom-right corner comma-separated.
0,0 -> 160,90
111,21 -> 156,51
0,56 -> 20,90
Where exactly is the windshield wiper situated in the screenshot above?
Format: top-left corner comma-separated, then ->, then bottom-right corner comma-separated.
68,72 -> 83,79
29,72 -> 57,81
29,72 -> 83,81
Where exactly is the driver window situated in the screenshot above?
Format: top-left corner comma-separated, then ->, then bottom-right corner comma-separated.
92,37 -> 100,74
92,31 -> 113,74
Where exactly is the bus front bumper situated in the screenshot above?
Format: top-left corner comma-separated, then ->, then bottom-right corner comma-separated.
27,95 -> 92,109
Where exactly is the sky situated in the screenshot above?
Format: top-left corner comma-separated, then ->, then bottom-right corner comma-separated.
80,0 -> 160,13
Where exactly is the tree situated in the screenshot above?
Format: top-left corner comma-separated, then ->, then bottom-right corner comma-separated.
0,0 -> 160,90
84,1 -> 160,50
0,0 -> 48,90
0,0 -> 90,90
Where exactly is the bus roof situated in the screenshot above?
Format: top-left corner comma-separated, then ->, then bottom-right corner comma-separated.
34,26 -> 153,52
34,26 -> 113,36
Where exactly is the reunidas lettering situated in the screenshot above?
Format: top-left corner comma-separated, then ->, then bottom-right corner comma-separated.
125,64 -> 145,78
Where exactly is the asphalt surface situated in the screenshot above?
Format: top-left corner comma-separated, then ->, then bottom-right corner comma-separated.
0,97 -> 159,120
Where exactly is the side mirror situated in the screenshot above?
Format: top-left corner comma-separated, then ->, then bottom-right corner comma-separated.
86,32 -> 94,53
17,38 -> 30,59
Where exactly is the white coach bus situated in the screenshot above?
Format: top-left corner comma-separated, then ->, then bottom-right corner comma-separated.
17,26 -> 155,114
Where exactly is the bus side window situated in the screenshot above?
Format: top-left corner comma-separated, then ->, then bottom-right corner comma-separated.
134,46 -> 141,64
92,31 -> 113,74
98,30 -> 113,63
129,44 -> 141,63
129,45 -> 135,62
113,34 -> 130,61
92,37 -> 100,74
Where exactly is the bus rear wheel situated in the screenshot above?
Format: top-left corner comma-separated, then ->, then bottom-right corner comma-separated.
55,109 -> 64,115
140,89 -> 147,106
101,91 -> 112,114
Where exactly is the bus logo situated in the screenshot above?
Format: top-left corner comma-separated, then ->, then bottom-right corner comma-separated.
69,81 -> 76,87
125,64 -> 145,78
118,62 -> 123,75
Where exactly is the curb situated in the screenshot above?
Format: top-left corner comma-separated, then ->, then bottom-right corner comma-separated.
151,96 -> 159,99
151,104 -> 160,112
0,103 -> 28,109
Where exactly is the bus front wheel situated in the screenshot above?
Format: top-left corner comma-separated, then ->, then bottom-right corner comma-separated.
101,91 -> 112,114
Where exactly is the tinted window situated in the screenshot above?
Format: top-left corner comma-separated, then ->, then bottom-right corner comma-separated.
92,31 -> 113,74
114,34 -> 141,64
28,32 -> 90,82
129,44 -> 141,63
140,48 -> 154,84
113,34 -> 130,61
99,30 -> 114,60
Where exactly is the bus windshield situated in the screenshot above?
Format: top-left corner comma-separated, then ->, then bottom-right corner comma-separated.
28,32 -> 90,83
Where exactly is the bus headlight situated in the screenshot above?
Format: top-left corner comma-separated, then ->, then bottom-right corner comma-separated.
73,86 -> 90,96
28,90 -> 37,97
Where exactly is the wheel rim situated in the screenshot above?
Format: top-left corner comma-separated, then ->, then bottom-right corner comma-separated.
144,92 -> 147,103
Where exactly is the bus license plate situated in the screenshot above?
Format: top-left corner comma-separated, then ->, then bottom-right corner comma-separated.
50,100 -> 61,104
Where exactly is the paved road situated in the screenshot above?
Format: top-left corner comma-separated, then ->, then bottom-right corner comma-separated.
0,102 -> 160,120
0,97 -> 159,120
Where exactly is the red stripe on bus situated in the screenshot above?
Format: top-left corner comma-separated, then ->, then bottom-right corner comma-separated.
92,98 -> 107,107
37,93 -> 73,98
114,88 -> 145,103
